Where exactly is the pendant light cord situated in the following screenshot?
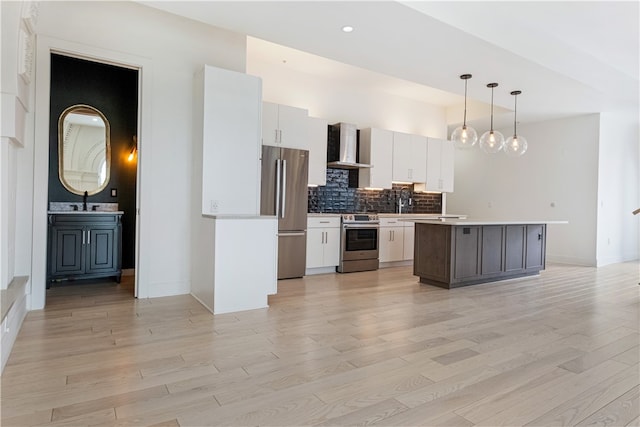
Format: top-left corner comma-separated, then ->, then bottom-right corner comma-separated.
490,86 -> 494,131
513,93 -> 518,137
463,79 -> 468,126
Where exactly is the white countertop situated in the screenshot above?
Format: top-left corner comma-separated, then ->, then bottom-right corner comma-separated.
402,218 -> 568,226
48,211 -> 124,215
378,213 -> 467,219
307,213 -> 342,217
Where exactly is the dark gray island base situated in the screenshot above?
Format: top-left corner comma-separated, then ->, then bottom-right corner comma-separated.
413,222 -> 548,289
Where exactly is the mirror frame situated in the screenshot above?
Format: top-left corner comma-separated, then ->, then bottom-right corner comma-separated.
58,104 -> 111,196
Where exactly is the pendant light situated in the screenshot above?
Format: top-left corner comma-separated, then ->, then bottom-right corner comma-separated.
504,90 -> 528,157
479,83 -> 505,153
451,74 -> 478,149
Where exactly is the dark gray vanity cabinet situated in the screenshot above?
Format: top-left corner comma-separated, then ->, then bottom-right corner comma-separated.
48,213 -> 122,284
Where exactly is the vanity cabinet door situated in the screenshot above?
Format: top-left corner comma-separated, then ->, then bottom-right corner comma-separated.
51,226 -> 85,276
87,225 -> 119,274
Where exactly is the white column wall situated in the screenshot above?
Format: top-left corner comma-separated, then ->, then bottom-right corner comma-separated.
447,114 -> 601,266
596,111 -> 640,266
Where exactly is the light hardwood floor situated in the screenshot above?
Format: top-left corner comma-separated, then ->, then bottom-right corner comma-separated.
1,263 -> 639,426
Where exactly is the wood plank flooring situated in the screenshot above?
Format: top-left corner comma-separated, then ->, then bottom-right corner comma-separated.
1,263 -> 638,426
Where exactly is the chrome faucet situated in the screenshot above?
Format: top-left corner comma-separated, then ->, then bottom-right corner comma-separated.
397,198 -> 405,214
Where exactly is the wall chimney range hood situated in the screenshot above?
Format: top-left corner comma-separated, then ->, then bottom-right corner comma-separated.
327,123 -> 372,169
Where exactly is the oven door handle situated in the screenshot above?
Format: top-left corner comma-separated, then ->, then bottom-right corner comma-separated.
342,224 -> 380,229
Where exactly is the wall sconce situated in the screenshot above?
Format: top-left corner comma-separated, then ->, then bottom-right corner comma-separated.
127,135 -> 137,162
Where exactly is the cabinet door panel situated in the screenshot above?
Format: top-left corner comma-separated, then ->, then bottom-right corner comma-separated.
425,138 -> 443,190
481,226 -> 504,274
392,132 -> 412,181
410,134 -> 427,183
261,102 -> 279,145
454,226 -> 480,279
324,228 -> 341,267
505,225 -> 525,272
380,227 -> 404,262
87,227 -> 116,273
53,227 -> 84,274
306,228 -> 325,269
440,140 -> 455,192
278,104 -> 308,149
526,225 -> 545,269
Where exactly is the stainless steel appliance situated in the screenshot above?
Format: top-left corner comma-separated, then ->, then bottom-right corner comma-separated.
326,123 -> 372,169
260,146 -> 309,279
338,213 -> 379,273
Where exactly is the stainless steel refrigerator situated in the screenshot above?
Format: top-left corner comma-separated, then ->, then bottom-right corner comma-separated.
260,145 -> 309,279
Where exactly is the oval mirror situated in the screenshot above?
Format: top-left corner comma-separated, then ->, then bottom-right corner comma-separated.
58,104 -> 111,195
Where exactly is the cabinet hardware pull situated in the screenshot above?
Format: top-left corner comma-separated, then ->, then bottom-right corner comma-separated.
319,221 -> 330,223
87,231 -> 90,245
538,233 -> 542,241
324,231 -> 328,244
82,230 -> 85,245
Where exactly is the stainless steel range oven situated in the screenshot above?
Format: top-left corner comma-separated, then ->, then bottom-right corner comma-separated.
338,214 -> 379,273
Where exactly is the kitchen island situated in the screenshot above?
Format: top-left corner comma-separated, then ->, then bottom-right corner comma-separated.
407,219 -> 567,289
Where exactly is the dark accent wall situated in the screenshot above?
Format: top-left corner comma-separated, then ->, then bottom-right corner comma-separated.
308,169 -> 442,214
49,54 -> 138,269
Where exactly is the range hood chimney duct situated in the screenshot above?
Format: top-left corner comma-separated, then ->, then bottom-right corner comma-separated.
327,123 -> 372,169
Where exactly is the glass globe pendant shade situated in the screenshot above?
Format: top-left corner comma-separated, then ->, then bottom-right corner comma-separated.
479,130 -> 505,153
451,125 -> 478,149
504,134 -> 528,157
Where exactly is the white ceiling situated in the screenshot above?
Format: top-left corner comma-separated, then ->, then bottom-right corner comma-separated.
141,1 -> 639,129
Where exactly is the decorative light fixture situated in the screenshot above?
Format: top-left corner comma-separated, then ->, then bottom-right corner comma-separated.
504,90 -> 527,157
127,135 -> 137,162
451,74 -> 478,149
479,82 -> 505,154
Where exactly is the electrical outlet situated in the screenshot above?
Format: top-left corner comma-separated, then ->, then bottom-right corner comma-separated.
210,200 -> 219,213
111,188 -> 117,197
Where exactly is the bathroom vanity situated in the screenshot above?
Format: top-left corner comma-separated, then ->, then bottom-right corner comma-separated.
47,212 -> 123,285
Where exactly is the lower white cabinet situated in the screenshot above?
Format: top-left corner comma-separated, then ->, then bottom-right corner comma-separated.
379,217 -> 415,264
306,216 -> 340,270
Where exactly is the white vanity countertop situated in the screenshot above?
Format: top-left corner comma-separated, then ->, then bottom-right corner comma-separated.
48,211 -> 124,215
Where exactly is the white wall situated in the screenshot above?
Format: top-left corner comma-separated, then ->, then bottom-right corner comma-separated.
447,114 -> 601,266
596,111 -> 640,266
28,1 -> 247,308
247,42 -> 448,139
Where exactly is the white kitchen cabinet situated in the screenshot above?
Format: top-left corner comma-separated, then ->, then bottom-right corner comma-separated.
262,102 -> 309,149
195,65 -> 262,216
359,128 -> 393,189
392,132 -> 427,183
379,218 -> 405,262
307,116 -> 328,186
416,137 -> 455,192
306,216 -> 340,271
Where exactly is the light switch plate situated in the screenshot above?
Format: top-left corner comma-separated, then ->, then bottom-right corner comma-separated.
111,188 -> 117,197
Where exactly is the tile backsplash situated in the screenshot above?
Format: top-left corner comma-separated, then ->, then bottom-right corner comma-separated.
308,169 -> 442,214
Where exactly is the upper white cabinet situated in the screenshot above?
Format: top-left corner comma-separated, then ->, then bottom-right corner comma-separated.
195,65 -> 262,216
416,137 -> 455,192
262,102 -> 309,149
392,132 -> 427,183
307,117 -> 328,186
359,128 -> 393,189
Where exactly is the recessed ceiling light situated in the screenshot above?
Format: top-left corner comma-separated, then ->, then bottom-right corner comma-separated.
342,25 -> 354,33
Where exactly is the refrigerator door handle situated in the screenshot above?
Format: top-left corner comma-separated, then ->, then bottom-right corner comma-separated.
281,159 -> 287,218
275,159 -> 281,217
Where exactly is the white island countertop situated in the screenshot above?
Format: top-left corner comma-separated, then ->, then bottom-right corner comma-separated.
400,218 -> 568,226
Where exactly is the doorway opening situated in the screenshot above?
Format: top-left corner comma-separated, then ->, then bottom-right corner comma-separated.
46,53 -> 139,298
